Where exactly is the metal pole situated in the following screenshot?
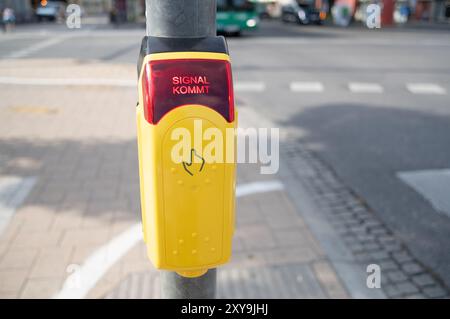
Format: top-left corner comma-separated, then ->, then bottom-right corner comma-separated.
145,0 -> 216,38
161,269 -> 217,299
144,0 -> 218,299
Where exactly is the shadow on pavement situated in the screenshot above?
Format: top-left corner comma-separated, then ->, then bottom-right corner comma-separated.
0,138 -> 140,223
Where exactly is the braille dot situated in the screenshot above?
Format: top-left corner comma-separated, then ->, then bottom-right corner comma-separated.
170,167 -> 176,173
204,237 -> 210,242
210,247 -> 216,252
173,250 -> 178,255
205,178 -> 211,184
178,239 -> 184,244
192,250 -> 197,255
177,180 -> 183,185
191,233 -> 197,238
212,165 -> 217,171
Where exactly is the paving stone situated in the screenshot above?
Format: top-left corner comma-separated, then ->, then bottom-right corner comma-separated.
0,291 -> 18,298
392,251 -> 413,264
238,224 -> 277,250
11,230 -> 62,249
363,242 -> 381,251
422,286 -> 447,298
395,282 -> 419,295
401,262 -> 423,275
348,242 -> 365,253
0,248 -> 38,270
405,294 -> 426,299
354,252 -> 372,263
349,226 -> 367,236
273,227 -> 317,249
0,269 -> 28,293
15,206 -> 55,232
386,271 -> 408,283
412,274 -> 436,287
356,234 -> 375,243
29,247 -> 72,279
383,242 -> 402,253
51,211 -> 84,230
312,261 -> 349,299
370,227 -> 389,236
60,228 -> 109,247
344,220 -> 360,228
20,278 -> 63,299
378,260 -> 400,271
384,284 -> 403,298
378,235 -> 397,244
342,234 -> 357,244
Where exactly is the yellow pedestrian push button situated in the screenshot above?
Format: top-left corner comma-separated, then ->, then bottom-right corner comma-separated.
136,37 -> 237,278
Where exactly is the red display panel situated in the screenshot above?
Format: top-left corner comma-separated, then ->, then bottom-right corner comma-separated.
142,58 -> 234,124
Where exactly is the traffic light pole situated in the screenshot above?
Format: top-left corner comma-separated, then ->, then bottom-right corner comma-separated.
146,0 -> 217,38
145,0 -> 218,299
161,269 -> 217,299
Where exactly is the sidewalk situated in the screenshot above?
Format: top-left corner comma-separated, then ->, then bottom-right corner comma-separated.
0,59 -> 349,298
104,163 -> 349,299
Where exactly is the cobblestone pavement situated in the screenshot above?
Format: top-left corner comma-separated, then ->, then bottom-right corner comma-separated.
282,141 -> 450,298
0,59 -> 348,299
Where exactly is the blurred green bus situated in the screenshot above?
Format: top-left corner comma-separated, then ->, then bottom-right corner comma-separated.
217,0 -> 260,36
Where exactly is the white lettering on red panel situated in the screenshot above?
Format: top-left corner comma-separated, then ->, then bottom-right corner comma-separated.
172,76 -> 210,95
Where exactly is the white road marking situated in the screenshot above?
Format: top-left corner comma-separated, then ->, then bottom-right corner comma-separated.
398,169 -> 450,218
406,83 -> 446,95
236,180 -> 284,197
1,78 -> 447,96
0,176 -> 36,235
0,77 -> 136,87
348,82 -> 384,93
290,82 -> 324,93
231,38 -> 450,47
53,180 -> 285,299
54,223 -> 142,299
234,82 -> 266,92
6,36 -> 67,59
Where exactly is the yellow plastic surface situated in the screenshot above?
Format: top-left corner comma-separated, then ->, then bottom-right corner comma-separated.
136,52 -> 236,277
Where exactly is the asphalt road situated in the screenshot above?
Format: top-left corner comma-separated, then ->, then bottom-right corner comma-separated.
1,19 -> 450,288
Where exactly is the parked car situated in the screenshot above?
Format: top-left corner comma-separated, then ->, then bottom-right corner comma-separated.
35,1 -> 65,22
281,0 -> 326,25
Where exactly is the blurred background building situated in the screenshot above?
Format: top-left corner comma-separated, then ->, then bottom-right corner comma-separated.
0,0 -> 34,22
0,0 -> 448,24
0,0 -> 145,23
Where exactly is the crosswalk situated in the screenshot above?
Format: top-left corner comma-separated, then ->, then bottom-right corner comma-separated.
0,77 -> 447,96
289,81 -> 324,93
235,81 -> 447,95
406,83 -> 447,95
348,82 -> 384,94
233,81 -> 266,92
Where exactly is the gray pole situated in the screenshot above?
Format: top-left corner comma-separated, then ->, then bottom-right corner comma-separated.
161,269 -> 217,299
145,0 -> 217,38
144,0 -> 218,299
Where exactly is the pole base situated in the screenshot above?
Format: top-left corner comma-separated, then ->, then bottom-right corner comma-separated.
161,269 -> 217,299
177,269 -> 208,278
